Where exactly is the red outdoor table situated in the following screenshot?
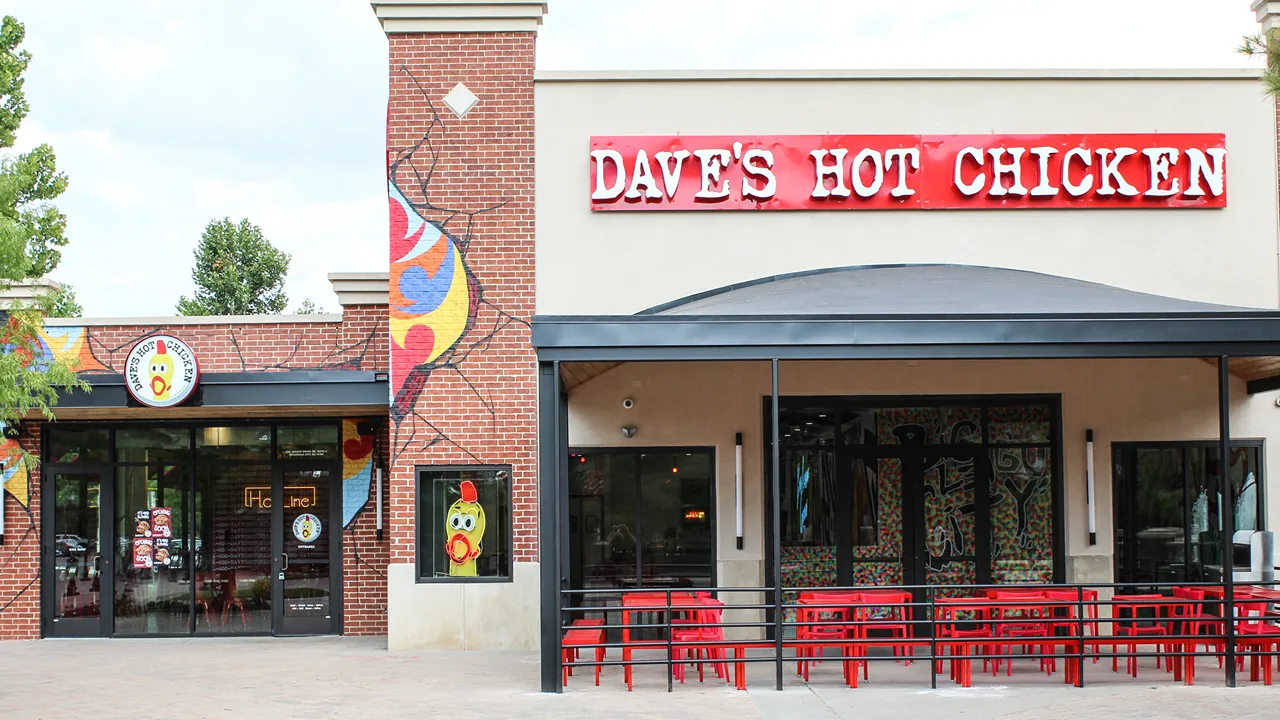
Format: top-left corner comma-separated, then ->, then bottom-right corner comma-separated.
619,592 -> 701,691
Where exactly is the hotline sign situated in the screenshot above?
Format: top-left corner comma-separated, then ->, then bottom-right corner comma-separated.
124,335 -> 200,408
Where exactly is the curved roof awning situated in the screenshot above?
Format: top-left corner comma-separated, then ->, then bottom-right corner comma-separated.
533,265 -> 1280,392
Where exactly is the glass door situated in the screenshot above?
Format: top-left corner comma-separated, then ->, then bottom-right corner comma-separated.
44,468 -> 109,637
273,466 -> 339,635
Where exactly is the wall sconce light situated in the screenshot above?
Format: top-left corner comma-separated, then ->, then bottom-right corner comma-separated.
621,425 -> 638,439
1086,429 -> 1097,546
735,432 -> 744,550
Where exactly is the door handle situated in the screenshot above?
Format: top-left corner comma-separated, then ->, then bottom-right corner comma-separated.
281,553 -> 289,571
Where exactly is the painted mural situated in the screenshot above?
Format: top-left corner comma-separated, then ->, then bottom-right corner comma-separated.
1,422 -> 29,509
777,404 -> 1055,610
341,418 -> 376,528
385,68 -> 529,463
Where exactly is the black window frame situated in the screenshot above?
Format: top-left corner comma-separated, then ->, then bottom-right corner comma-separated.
414,464 -> 515,584
1112,439 -> 1266,586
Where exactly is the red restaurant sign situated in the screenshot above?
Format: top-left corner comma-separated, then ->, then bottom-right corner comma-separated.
589,134 -> 1226,211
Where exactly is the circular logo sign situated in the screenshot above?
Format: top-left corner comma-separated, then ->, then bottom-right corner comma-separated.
293,513 -> 322,543
124,335 -> 199,408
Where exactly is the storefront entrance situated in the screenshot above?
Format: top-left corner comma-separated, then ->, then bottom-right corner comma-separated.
769,396 -> 1064,613
41,423 -> 343,638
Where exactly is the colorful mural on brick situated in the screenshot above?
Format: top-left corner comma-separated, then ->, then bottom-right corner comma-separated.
385,68 -> 529,462
342,418 -> 376,528
1,423 -> 29,509
35,326 -> 108,372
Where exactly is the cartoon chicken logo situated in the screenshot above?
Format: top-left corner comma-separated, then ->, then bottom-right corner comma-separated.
148,340 -> 174,402
445,480 -> 486,577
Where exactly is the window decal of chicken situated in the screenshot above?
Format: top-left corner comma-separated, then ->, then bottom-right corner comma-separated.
445,480 -> 486,577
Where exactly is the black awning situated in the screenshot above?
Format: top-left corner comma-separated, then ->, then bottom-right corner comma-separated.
56,370 -> 389,409
532,265 -> 1280,365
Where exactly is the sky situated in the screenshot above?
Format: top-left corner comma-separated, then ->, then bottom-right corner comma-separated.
6,0 -> 1268,317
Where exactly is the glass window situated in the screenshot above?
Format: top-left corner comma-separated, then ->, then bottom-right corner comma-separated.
114,464 -> 191,634
1114,443 -> 1264,586
417,466 -> 511,581
637,452 -> 713,589
196,426 -> 270,462
568,453 -> 638,592
988,406 -> 1051,444
115,427 -> 190,464
48,427 -> 110,463
194,464 -> 273,633
277,425 -> 339,460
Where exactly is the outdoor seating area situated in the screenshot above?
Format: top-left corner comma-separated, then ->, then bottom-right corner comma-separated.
559,583 -> 1280,692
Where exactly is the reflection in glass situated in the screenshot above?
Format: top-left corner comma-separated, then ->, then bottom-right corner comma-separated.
54,473 -> 102,620
196,426 -> 271,462
195,464 -> 273,633
283,564 -> 330,617
277,426 -> 340,460
568,454 -> 637,592
115,428 -> 189,464
49,427 -> 110,464
637,452 -> 713,589
1131,448 -> 1186,584
114,464 -> 190,634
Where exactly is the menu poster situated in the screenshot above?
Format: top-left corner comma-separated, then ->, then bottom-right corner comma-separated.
154,537 -> 171,566
134,510 -> 151,538
132,538 -> 154,569
151,507 -> 172,538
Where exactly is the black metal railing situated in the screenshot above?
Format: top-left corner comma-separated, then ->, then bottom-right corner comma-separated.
556,581 -> 1280,692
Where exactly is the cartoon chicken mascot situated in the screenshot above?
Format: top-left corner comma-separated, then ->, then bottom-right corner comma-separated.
445,480 -> 486,577
148,340 -> 174,402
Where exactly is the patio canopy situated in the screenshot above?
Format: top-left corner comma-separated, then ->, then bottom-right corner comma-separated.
532,264 -> 1280,392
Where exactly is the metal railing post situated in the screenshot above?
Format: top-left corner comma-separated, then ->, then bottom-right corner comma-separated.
1219,356 -> 1237,688
1076,586 -> 1086,688
929,586 -> 937,690
666,589 -> 673,693
771,358 -> 783,691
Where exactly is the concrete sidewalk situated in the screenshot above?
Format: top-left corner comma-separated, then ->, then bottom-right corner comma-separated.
2,637 -> 1277,719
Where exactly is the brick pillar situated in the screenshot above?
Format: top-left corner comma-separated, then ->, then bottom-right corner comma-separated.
373,0 -> 544,649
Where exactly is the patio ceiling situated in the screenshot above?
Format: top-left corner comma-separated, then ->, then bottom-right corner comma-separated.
541,265 -> 1280,393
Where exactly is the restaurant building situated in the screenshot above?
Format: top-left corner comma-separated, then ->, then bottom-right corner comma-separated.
6,0 -> 1280,692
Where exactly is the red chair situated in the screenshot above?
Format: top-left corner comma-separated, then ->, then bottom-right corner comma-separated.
1172,587 -> 1226,668
671,598 -> 730,684
795,592 -> 859,682
856,590 -> 914,666
1111,595 -> 1168,678
989,590 -> 1049,677
935,599 -> 991,685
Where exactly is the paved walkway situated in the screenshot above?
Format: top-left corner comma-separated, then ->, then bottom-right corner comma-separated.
3,637 -> 1279,719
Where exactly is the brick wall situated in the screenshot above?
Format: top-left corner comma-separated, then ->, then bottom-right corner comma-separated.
385,33 -> 537,565
0,426 -> 41,640
0,307 -> 391,639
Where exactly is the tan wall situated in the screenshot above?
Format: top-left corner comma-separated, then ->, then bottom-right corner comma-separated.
567,359 -> 1279,602
535,73 -> 1279,314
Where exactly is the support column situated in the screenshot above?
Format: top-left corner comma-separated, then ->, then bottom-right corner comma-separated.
374,0 -> 547,651
1219,356 -> 1237,687
538,361 -> 562,692
771,359 -> 783,690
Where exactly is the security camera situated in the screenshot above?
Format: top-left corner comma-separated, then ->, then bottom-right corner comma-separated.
622,398 -> 634,410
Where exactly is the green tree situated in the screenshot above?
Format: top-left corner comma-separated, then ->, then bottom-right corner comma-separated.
0,15 -> 86,446
45,282 -> 81,317
1240,30 -> 1280,97
176,217 -> 291,315
294,298 -> 323,315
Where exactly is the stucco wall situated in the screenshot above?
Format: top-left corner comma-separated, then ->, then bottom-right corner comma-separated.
535,73 -> 1279,314
566,358 -> 1279,610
